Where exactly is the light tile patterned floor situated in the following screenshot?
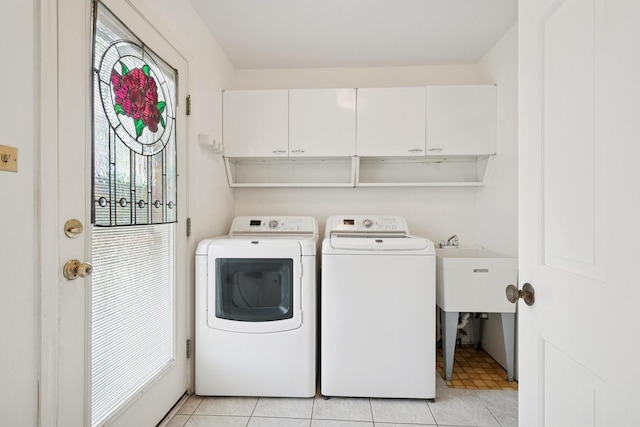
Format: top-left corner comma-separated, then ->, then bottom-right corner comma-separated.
161,376 -> 517,427
437,345 -> 518,391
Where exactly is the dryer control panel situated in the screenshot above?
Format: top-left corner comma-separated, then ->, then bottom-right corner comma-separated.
230,216 -> 318,235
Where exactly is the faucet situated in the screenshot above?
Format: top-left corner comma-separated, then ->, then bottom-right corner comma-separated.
439,235 -> 459,248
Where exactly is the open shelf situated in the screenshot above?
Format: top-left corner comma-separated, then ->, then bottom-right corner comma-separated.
356,155 -> 494,187
223,155 -> 494,188
224,156 -> 356,187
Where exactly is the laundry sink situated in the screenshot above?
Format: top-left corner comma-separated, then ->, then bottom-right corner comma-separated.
436,246 -> 519,381
436,246 -> 517,313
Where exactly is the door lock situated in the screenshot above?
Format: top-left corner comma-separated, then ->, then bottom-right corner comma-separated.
64,218 -> 84,238
506,283 -> 535,306
63,259 -> 93,280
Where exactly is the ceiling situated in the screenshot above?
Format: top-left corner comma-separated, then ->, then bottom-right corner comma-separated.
186,0 -> 518,70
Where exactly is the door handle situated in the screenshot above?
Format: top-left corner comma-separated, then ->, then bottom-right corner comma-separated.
63,259 -> 94,280
506,283 -> 535,306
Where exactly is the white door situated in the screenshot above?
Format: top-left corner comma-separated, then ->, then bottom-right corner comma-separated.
519,0 -> 640,425
52,0 -> 189,425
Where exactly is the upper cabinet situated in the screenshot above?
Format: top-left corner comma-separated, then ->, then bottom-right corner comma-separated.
221,85 -> 498,187
356,87 -> 426,156
223,89 -> 289,157
289,88 -> 356,157
426,85 -> 497,155
223,88 -> 357,158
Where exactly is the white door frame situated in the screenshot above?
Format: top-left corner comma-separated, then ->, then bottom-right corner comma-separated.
39,0 -> 62,424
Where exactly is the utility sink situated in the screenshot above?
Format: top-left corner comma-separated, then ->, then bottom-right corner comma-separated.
436,246 -> 517,313
436,246 -> 518,381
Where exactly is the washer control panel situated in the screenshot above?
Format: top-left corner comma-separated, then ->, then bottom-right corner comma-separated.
230,216 -> 317,235
327,215 -> 408,233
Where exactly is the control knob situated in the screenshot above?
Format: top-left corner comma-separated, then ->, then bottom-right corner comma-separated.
268,219 -> 279,229
363,219 -> 373,228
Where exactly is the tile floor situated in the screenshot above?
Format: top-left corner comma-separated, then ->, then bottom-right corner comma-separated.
162,376 -> 517,427
437,346 -> 519,391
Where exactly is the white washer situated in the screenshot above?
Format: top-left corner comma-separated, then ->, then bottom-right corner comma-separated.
321,215 -> 436,399
195,216 -> 318,397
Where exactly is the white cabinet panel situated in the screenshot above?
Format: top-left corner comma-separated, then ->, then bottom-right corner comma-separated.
223,89 -> 288,157
289,88 -> 356,157
356,87 -> 426,156
426,85 -> 497,155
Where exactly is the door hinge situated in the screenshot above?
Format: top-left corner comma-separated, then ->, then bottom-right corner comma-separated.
186,339 -> 192,359
186,94 -> 191,116
186,217 -> 192,237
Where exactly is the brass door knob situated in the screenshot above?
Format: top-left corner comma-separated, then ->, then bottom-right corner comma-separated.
63,259 -> 93,280
506,283 -> 535,306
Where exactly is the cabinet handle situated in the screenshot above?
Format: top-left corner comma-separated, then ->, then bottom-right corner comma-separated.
290,149 -> 305,153
272,150 -> 286,154
408,148 -> 424,153
428,148 -> 443,152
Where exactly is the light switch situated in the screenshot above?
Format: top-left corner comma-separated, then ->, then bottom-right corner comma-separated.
0,145 -> 18,173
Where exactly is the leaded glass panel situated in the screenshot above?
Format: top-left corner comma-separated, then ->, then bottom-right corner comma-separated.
93,4 -> 177,226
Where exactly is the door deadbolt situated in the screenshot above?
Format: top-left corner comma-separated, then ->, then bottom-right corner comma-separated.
64,219 -> 83,238
506,283 -> 535,306
63,259 -> 93,280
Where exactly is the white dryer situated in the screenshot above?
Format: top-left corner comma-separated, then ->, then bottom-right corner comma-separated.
321,215 -> 436,399
195,216 -> 318,397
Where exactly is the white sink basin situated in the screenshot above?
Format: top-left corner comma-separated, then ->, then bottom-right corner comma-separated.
436,247 -> 517,313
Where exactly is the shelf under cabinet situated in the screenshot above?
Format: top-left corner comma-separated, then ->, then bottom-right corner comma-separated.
356,155 -> 494,187
223,155 -> 494,187
224,156 -> 356,187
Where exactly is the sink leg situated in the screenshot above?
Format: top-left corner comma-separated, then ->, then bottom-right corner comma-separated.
502,312 -> 516,381
441,310 -> 458,381
472,315 -> 484,350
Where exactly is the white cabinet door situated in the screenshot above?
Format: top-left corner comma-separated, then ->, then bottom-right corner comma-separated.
426,85 -> 497,155
289,88 -> 356,157
356,87 -> 426,156
223,89 -> 288,157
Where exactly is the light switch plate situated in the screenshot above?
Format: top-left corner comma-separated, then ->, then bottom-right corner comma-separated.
0,144 -> 18,173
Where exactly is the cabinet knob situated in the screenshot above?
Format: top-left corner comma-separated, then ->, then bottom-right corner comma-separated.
290,149 -> 305,154
272,150 -> 286,154
408,148 -> 424,153
428,148 -> 443,152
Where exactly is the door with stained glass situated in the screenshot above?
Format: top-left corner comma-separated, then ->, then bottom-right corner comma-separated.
55,0 -> 188,426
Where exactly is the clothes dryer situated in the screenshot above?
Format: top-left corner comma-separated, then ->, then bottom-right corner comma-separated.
196,216 -> 317,397
321,215 -> 436,399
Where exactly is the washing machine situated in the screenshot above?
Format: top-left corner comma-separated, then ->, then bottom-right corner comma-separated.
195,216 -> 318,397
321,215 -> 436,399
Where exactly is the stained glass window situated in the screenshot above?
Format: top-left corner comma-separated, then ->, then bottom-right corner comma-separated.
93,4 -> 177,226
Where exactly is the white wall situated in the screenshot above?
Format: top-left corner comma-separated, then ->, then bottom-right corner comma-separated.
230,40 -> 517,252
0,1 -> 39,426
231,65 -> 491,243
142,0 -> 236,241
0,0 -> 235,424
231,27 -> 519,370
142,0 -> 237,388
475,24 -> 519,370
233,64 -> 484,89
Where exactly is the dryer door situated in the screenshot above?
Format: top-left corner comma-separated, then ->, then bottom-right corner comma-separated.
207,240 -> 303,333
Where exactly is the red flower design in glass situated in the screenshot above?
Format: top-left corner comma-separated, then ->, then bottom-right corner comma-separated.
111,63 -> 166,137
